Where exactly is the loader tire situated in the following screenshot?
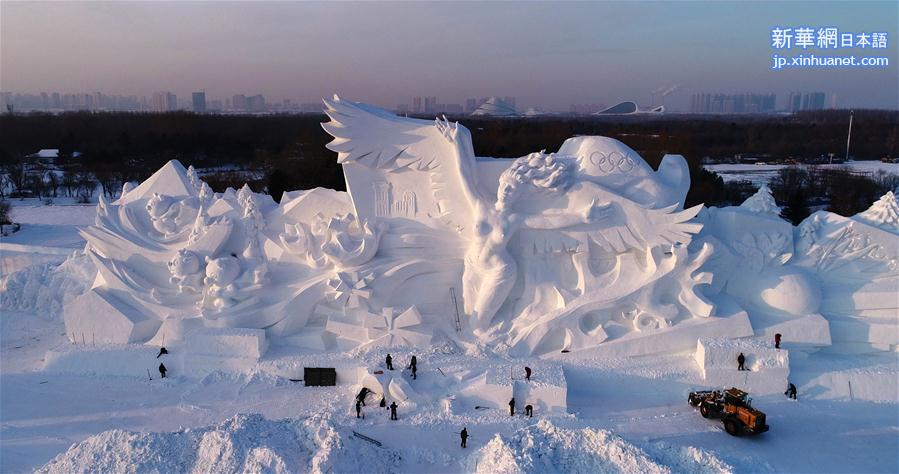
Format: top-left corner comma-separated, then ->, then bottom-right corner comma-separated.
724,418 -> 741,436
700,403 -> 712,418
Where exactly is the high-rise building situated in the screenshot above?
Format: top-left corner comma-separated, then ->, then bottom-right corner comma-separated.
192,92 -> 206,113
424,96 -> 437,114
232,94 -> 248,111
150,92 -> 177,112
412,96 -> 422,114
803,92 -> 826,111
690,93 -> 777,113
247,94 -> 266,112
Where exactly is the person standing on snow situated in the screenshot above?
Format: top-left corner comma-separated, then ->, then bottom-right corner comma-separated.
524,366 -> 532,381
525,404 -> 533,417
390,401 -> 398,420
411,364 -> 417,380
460,427 -> 469,448
355,400 -> 363,419
508,397 -> 515,416
737,353 -> 746,371
386,353 -> 394,370
774,333 -> 782,349
785,383 -> 797,400
408,355 -> 417,371
158,362 -> 167,378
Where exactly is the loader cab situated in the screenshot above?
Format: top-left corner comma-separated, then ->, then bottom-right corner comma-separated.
724,388 -> 749,408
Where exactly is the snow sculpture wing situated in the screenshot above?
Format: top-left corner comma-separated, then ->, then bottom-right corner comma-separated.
321,95 -> 479,228
557,181 -> 704,252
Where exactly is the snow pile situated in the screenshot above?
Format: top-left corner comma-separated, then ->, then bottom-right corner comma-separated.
739,185 -> 781,216
468,419 -> 670,474
39,413 -> 398,474
645,442 -> 738,474
0,252 -> 94,319
856,191 -> 899,232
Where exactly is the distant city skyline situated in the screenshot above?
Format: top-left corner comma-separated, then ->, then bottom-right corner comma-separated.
2,2 -> 896,112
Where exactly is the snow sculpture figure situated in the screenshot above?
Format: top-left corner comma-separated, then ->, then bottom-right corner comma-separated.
278,212 -> 384,269
323,95 -> 703,338
452,148 -> 606,330
319,213 -> 385,269
167,249 -> 204,294
146,193 -> 197,237
70,97 -> 899,359
201,255 -> 242,312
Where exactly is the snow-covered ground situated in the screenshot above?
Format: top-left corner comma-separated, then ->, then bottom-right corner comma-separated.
704,161 -> 899,186
2,201 -> 898,473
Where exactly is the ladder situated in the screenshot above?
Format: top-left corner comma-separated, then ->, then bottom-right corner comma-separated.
352,430 -> 383,447
449,287 -> 462,332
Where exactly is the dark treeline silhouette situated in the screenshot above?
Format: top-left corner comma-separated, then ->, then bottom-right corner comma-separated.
0,109 -> 896,211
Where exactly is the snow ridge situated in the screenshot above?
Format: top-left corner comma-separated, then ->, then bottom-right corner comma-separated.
38,413 -> 398,474
0,252 -> 94,318
469,419 -> 673,474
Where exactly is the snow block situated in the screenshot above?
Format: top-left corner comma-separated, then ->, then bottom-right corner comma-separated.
803,368 -> 899,402
757,314 -> 831,348
456,362 -> 566,414
42,343 -> 176,378
828,319 -> 899,350
178,327 -> 268,376
185,327 -> 268,359
64,288 -> 161,344
694,337 -> 789,395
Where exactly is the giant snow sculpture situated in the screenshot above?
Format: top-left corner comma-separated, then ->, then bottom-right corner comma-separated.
65,96 -> 899,358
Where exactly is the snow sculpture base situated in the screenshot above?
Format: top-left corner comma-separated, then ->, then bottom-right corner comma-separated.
181,327 -> 269,375
42,344 -> 164,377
694,337 -> 789,395
455,362 -> 566,415
64,289 -> 161,344
755,314 -> 832,349
549,297 -> 753,360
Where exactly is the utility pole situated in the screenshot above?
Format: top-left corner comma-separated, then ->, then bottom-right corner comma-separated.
844,110 -> 854,163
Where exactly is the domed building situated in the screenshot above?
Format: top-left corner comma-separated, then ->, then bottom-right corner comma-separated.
595,101 -> 664,115
470,97 -> 518,117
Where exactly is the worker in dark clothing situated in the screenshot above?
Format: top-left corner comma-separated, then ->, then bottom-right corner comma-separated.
509,397 -> 515,416
156,347 -> 168,358
357,387 -> 370,406
785,383 -> 797,400
774,333 -> 782,350
460,427 -> 468,448
411,364 -> 417,380
355,400 -> 362,418
525,404 -> 533,417
737,352 -> 746,371
158,362 -> 167,378
524,366 -> 532,381
408,355 -> 417,370
379,396 -> 387,408
386,353 -> 394,370
390,401 -> 398,420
